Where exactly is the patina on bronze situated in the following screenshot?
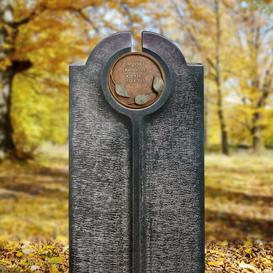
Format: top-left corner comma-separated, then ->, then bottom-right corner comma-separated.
108,52 -> 165,109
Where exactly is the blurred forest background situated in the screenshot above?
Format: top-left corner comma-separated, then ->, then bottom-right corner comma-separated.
0,0 -> 272,272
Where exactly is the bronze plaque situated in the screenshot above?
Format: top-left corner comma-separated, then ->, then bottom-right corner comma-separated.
108,52 -> 165,109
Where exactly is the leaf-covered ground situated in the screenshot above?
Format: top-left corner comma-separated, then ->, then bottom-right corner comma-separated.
0,152 -> 68,273
205,153 -> 273,272
0,153 -> 272,272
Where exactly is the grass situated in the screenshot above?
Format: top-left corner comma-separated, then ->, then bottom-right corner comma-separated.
206,153 -> 273,242
0,152 -> 272,272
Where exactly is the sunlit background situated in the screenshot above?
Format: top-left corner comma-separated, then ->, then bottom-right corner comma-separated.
0,0 -> 272,272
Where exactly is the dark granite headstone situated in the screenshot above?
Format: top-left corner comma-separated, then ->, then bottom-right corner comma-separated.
69,31 -> 204,273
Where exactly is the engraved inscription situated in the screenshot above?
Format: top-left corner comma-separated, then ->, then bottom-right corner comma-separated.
124,62 -> 147,83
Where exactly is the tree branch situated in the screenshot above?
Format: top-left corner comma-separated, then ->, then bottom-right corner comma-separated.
76,9 -> 99,34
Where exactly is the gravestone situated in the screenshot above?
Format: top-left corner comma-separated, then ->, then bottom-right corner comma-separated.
69,31 -> 204,273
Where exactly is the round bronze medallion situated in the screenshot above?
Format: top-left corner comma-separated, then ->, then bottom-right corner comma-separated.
108,52 -> 165,109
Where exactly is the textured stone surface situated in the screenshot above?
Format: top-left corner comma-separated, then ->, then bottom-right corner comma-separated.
70,31 -> 204,273
69,32 -> 132,273
143,31 -> 204,273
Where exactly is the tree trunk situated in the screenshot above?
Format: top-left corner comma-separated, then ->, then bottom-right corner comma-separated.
215,0 -> 229,155
0,70 -> 15,157
252,112 -> 263,154
218,105 -> 229,155
204,94 -> 208,147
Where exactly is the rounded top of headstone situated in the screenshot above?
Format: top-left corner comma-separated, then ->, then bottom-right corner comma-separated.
108,52 -> 165,109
